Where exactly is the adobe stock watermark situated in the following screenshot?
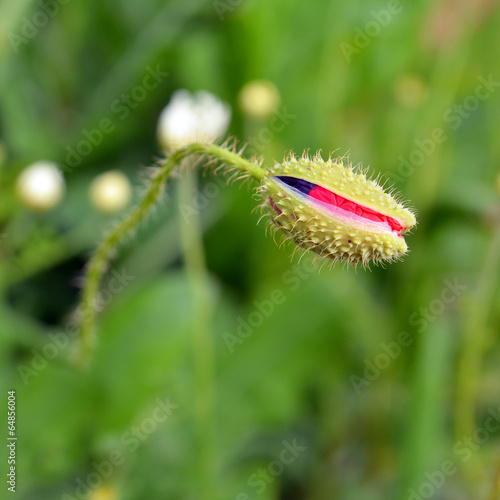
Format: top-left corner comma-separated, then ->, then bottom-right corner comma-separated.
61,396 -> 179,500
223,256 -> 316,353
408,406 -> 500,499
350,278 -> 467,395
408,278 -> 467,334
8,0 -> 71,53
63,65 -> 168,171
340,0 -> 405,63
178,169 -> 230,223
387,74 -> 500,183
178,106 -> 296,223
17,267 -> 135,385
244,107 -> 296,157
213,0 -> 244,20
235,439 -> 306,499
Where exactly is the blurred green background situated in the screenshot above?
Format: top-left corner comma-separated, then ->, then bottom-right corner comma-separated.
1,0 -> 500,499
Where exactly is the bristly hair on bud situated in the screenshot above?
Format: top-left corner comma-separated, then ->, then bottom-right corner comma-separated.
257,151 -> 417,268
79,140 -> 417,365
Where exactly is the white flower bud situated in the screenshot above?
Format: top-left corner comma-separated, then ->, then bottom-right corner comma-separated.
238,79 -> 280,120
157,90 -> 231,152
16,161 -> 65,212
89,170 -> 131,215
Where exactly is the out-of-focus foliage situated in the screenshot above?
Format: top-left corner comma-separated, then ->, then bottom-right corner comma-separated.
1,0 -> 500,499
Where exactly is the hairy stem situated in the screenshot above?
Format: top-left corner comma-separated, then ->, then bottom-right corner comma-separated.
78,143 -> 264,366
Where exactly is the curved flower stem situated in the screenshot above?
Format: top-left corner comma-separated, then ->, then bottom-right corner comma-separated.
78,143 -> 265,367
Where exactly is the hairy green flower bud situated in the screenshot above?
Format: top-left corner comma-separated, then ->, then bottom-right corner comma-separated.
258,153 -> 417,266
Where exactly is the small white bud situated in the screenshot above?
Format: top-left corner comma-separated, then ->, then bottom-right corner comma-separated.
238,79 -> 280,120
89,170 -> 131,215
157,90 -> 231,152
16,161 -> 65,212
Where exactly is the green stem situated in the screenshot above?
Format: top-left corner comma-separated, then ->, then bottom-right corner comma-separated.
178,170 -> 217,500
455,219 -> 500,491
488,460 -> 500,500
78,143 -> 264,367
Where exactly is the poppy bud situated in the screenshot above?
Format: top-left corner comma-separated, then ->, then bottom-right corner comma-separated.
258,153 -> 417,266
